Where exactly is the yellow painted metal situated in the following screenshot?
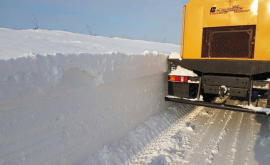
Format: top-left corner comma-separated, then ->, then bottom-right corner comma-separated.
255,0 -> 270,60
182,0 -> 270,61
180,5 -> 186,58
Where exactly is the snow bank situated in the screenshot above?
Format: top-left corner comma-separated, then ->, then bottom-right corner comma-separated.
0,52 -> 174,165
0,28 -> 179,165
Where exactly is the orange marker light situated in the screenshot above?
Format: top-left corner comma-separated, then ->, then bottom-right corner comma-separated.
170,76 -> 176,81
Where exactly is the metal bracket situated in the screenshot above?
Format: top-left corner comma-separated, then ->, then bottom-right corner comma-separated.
248,80 -> 253,106
197,77 -> 202,100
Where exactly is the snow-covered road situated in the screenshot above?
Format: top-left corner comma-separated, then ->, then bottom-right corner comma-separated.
82,104 -> 270,165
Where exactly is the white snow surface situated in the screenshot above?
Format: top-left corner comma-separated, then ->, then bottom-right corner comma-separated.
0,28 -> 178,60
238,105 -> 270,115
168,52 -> 182,60
82,104 -> 270,165
0,29 -> 178,165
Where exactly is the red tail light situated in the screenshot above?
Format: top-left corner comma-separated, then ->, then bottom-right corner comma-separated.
169,76 -> 188,83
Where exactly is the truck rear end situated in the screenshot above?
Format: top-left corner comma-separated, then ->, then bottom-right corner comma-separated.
166,0 -> 270,114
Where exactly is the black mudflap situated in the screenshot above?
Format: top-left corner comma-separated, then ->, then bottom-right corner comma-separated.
168,82 -> 198,98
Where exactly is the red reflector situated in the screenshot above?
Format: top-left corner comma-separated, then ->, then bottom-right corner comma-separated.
175,76 -> 181,81
169,76 -> 188,82
184,76 -> 188,83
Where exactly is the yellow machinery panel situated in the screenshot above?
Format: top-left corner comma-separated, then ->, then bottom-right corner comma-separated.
182,0 -> 270,61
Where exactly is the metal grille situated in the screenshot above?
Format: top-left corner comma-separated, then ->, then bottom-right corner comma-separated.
202,25 -> 256,58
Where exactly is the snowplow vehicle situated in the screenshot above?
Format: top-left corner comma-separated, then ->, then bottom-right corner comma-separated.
166,0 -> 270,114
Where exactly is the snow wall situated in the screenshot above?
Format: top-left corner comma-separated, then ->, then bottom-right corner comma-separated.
0,52 -> 172,165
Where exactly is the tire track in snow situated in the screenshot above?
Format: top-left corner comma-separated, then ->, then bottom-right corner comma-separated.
126,107 -> 222,165
205,111 -> 234,165
244,114 -> 255,165
82,106 -> 270,165
182,108 -> 221,164
231,113 -> 256,165
124,106 -> 222,165
125,106 -> 204,165
82,104 -> 195,165
189,110 -> 233,165
188,110 -> 227,164
208,110 -> 245,165
228,112 -> 244,165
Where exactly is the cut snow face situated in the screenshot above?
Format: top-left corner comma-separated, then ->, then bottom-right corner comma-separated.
0,28 -> 179,101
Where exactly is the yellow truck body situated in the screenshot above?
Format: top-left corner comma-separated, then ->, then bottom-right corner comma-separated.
166,0 -> 270,113
182,0 -> 270,61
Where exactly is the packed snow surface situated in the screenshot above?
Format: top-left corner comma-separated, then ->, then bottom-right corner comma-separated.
82,104 -> 270,165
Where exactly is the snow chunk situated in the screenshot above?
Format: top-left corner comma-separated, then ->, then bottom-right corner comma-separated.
142,50 -> 159,56
186,126 -> 194,132
237,105 -> 270,115
184,95 -> 204,101
166,95 -> 203,101
220,85 -> 228,94
169,66 -> 197,77
169,52 -> 182,60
